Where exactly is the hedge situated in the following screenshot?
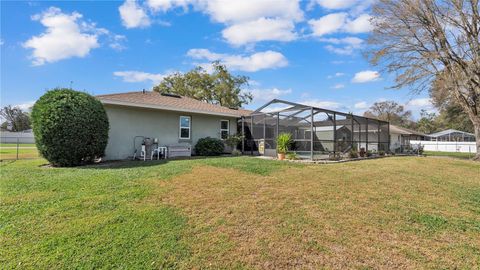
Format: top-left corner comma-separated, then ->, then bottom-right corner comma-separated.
31,88 -> 109,166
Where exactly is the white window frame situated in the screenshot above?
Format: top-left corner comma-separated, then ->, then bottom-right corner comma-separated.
220,119 -> 229,139
179,116 -> 191,139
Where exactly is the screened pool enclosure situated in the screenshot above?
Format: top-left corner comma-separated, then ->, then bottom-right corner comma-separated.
239,99 -> 390,160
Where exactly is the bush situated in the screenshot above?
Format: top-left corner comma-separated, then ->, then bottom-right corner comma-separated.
194,137 -> 224,156
329,152 -> 342,161
348,149 -> 359,158
31,88 -> 109,166
286,152 -> 299,160
224,133 -> 243,150
231,149 -> 242,156
379,150 -> 386,156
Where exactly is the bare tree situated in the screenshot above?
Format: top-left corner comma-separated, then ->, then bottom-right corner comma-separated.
368,0 -> 480,160
0,105 -> 31,132
363,101 -> 413,127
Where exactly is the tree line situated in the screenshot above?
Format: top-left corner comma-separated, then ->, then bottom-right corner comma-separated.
363,100 -> 473,134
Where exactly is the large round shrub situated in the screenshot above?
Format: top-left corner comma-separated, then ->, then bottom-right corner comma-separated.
31,88 -> 109,166
194,137 -> 224,156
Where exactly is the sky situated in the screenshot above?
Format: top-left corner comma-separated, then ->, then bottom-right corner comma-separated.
1,0 -> 435,118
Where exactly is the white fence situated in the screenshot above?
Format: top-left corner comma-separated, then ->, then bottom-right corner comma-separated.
410,140 -> 477,154
0,131 -> 35,144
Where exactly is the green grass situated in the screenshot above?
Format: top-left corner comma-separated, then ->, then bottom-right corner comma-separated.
0,144 -> 39,160
1,156 -> 479,269
424,150 -> 476,159
0,143 -> 36,148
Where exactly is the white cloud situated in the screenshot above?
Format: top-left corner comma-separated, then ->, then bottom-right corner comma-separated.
250,87 -> 292,102
16,101 -> 36,111
113,70 -> 170,85
134,0 -> 303,46
354,101 -> 368,109
119,0 -> 151,28
308,13 -> 347,37
187,49 -> 288,72
321,36 -> 364,55
309,13 -> 373,37
407,98 -> 433,107
109,35 -> 127,51
352,70 -> 380,83
343,14 -> 373,33
314,0 -> 374,16
331,83 -> 345,89
222,18 -> 296,46
314,0 -> 357,9
299,99 -> 342,110
200,0 -> 303,24
320,37 -> 363,46
146,0 -> 191,12
327,72 -> 345,79
23,7 -> 100,65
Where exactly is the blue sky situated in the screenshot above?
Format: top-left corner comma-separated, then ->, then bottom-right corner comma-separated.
1,0 -> 434,118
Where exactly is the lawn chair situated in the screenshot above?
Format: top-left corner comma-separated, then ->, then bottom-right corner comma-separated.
151,146 -> 168,160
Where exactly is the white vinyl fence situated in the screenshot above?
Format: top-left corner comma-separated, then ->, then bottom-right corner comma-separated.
410,140 -> 477,154
0,131 -> 35,144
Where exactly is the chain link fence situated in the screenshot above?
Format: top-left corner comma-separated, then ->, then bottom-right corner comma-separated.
0,137 -> 40,160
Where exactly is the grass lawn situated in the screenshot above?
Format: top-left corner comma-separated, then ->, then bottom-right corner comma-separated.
0,144 -> 39,160
1,156 -> 479,269
424,150 -> 476,160
0,143 -> 36,148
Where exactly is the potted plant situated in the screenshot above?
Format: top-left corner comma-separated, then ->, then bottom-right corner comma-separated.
225,133 -> 244,155
276,132 -> 292,160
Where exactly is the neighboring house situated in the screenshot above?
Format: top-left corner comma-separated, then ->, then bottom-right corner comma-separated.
97,91 -> 251,160
389,124 -> 427,152
428,129 -> 475,142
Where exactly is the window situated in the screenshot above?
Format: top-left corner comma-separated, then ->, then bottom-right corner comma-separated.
220,120 -> 229,139
179,116 -> 191,139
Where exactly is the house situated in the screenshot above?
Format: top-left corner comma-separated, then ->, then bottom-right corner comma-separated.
389,124 -> 427,152
428,129 -> 475,142
97,91 -> 250,160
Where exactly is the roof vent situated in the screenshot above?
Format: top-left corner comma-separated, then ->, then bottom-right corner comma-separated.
161,92 -> 181,98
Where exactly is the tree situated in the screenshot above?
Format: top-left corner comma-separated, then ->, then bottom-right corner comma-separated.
363,101 -> 413,127
416,110 -> 438,134
153,62 -> 252,109
31,89 -> 109,167
0,105 -> 31,131
430,71 -> 474,132
368,0 -> 480,160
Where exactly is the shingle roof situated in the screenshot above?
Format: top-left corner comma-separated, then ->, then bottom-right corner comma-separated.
96,91 -> 252,117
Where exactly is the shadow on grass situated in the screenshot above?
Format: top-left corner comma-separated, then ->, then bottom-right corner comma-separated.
78,155 -> 241,170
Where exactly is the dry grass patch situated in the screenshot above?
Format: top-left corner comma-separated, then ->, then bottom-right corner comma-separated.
145,157 -> 480,269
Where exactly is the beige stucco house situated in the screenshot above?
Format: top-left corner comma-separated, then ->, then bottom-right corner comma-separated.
97,91 -> 250,160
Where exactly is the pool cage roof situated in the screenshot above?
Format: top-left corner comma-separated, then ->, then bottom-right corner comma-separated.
240,99 -> 390,160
